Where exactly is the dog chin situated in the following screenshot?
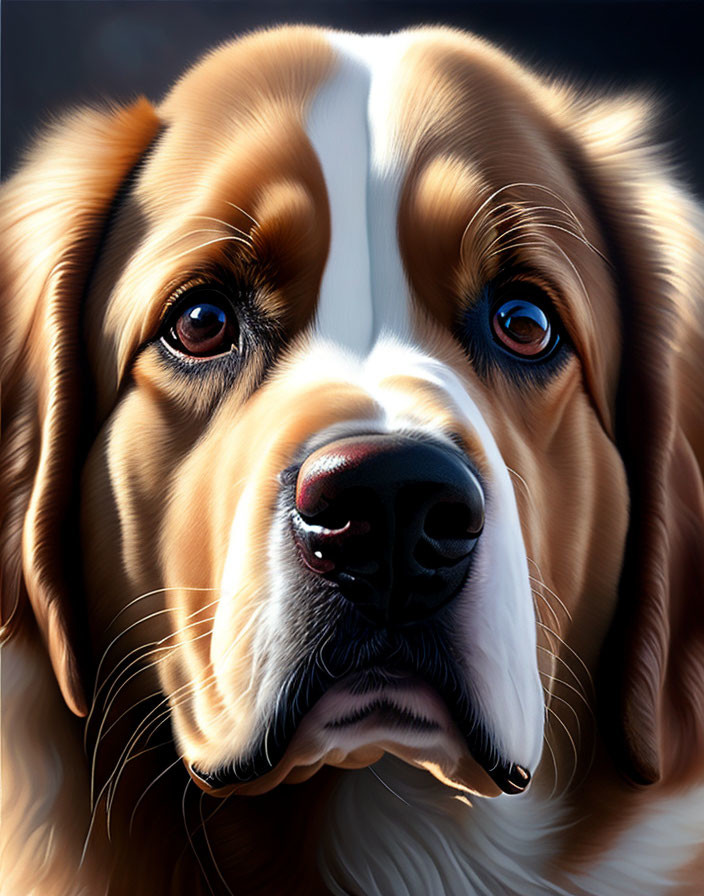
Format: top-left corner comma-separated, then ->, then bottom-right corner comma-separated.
187,675 -> 501,798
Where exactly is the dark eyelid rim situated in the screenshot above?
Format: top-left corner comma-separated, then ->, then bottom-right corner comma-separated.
456,279 -> 572,381
158,277 -> 229,325
160,288 -> 243,361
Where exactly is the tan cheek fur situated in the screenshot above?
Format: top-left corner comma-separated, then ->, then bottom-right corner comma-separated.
83,344 -> 381,764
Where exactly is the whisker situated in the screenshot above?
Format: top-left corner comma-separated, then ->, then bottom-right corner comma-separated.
539,667 -> 593,715
485,239 -> 548,260
200,791 -> 235,896
183,778 -> 216,896
532,588 -> 563,633
486,220 -> 606,262
542,724 -> 560,801
224,200 -> 260,229
89,613 -> 218,797
536,643 -> 590,698
105,699 -> 184,834
93,596 -> 219,715
368,764 -> 411,807
552,241 -> 593,313
103,654 -> 217,823
505,465 -> 532,503
545,703 -> 579,797
483,203 -> 591,241
545,690 -> 583,743
193,790 -> 233,836
106,586 -> 219,632
94,620 -> 216,768
88,588 -> 219,744
460,181 -> 597,262
529,575 -> 572,622
100,602 -> 267,823
315,630 -> 336,679
165,235 -> 254,265
129,754 -> 184,834
538,621 -> 595,698
191,214 -> 253,242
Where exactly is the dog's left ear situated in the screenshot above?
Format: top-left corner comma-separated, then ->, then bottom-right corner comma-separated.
0,99 -> 161,716
566,95 -> 704,785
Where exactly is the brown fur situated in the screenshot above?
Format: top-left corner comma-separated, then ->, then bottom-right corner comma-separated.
2,24 -> 703,895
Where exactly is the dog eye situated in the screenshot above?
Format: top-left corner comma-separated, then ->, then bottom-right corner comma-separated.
491,290 -> 558,360
162,288 -> 240,359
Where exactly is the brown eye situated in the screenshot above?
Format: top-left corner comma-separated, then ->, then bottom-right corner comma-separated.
492,298 -> 555,358
163,289 -> 239,358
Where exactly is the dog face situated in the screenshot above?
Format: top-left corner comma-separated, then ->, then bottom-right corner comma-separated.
2,25 -> 703,827
79,27 -> 629,798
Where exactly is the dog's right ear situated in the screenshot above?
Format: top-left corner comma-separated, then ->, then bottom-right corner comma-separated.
0,99 -> 161,716
563,92 -> 704,787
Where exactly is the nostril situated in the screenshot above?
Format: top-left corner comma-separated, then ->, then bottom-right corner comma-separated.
424,500 -> 483,541
415,485 -> 485,570
298,489 -> 373,532
292,517 -> 371,574
292,488 -> 376,577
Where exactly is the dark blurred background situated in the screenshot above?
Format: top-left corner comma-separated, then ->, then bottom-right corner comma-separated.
2,0 -> 703,196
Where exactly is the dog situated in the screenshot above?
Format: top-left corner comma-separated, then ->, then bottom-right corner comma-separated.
2,24 -> 704,896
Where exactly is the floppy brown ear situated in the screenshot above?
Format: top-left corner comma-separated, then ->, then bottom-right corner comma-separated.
0,99 -> 161,716
566,95 -> 704,785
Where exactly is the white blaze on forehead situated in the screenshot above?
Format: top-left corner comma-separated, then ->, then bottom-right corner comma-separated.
307,32 -> 416,354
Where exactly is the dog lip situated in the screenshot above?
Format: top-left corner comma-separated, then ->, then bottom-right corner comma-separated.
319,672 -> 445,732
188,657 -> 530,797
322,699 -> 442,731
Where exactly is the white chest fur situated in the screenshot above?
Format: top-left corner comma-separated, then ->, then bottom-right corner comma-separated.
319,756 -> 704,896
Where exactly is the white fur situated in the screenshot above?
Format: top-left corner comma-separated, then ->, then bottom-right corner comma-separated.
320,755 -> 704,896
320,756 -> 566,896
306,41 -> 373,354
307,33 -> 415,353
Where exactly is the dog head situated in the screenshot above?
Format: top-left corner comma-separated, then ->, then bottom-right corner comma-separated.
2,26 -> 703,812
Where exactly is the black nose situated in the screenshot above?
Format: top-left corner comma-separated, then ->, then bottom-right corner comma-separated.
290,435 -> 484,625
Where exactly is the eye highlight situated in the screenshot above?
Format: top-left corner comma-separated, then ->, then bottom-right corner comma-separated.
487,280 -> 562,362
161,286 -> 240,359
456,279 -> 569,380
492,299 -> 553,358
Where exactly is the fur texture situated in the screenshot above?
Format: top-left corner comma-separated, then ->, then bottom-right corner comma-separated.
1,25 -> 703,896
